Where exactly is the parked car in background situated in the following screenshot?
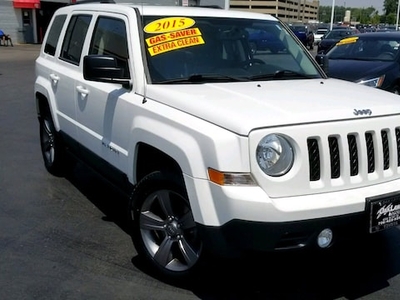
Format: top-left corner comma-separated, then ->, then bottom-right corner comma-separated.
314,27 -> 329,45
315,32 -> 400,94
248,29 -> 286,54
289,24 -> 314,50
317,28 -> 358,53
358,26 -> 376,33
376,25 -> 398,32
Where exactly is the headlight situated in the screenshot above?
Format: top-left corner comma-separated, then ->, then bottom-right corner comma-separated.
358,75 -> 385,88
256,134 -> 294,176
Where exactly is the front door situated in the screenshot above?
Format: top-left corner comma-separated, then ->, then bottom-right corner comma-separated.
75,14 -> 135,173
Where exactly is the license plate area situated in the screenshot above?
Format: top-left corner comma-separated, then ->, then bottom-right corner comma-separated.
367,191 -> 400,233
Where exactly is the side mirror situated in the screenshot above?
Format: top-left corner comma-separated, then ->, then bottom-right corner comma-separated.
315,53 -> 329,75
83,55 -> 130,87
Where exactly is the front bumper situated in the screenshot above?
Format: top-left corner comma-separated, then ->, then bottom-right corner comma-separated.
197,212 -> 367,256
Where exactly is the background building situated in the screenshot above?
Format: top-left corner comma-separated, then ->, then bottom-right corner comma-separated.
230,0 -> 319,23
0,0 -> 318,45
0,0 -> 65,44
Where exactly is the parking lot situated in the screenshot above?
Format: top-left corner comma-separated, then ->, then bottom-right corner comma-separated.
1,44 -> 400,300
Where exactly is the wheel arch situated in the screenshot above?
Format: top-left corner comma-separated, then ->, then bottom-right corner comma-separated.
125,115 -> 246,227
35,92 -> 50,118
35,77 -> 59,130
135,142 -> 184,184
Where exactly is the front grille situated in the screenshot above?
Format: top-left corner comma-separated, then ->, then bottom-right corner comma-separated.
307,128 -> 400,181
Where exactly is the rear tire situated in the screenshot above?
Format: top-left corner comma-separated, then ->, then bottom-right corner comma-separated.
39,105 -> 66,176
129,171 -> 203,284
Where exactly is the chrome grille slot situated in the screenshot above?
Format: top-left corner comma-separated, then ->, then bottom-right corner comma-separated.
347,134 -> 358,176
307,138 -> 320,181
328,136 -> 340,179
365,132 -> 375,173
381,130 -> 389,170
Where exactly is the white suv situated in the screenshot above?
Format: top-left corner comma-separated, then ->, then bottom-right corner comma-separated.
314,27 -> 329,45
35,1 -> 400,282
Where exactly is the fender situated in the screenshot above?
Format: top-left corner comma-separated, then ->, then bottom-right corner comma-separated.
126,101 -> 251,184
35,75 -> 59,130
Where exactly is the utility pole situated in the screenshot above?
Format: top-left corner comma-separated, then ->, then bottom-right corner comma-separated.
330,0 -> 335,30
396,0 -> 400,30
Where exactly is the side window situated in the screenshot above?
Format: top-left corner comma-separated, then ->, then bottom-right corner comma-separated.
44,14 -> 67,56
89,16 -> 130,78
60,14 -> 92,65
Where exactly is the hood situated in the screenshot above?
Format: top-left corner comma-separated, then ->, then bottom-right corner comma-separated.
328,59 -> 397,82
145,79 -> 400,135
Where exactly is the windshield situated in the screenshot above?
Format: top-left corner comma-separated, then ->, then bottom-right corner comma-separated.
327,36 -> 400,61
324,30 -> 354,39
290,25 -> 306,32
142,16 -> 322,83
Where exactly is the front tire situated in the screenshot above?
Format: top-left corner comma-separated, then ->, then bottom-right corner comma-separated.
129,171 -> 203,283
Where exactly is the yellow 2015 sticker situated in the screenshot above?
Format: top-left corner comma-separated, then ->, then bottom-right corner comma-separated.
144,17 -> 196,34
147,27 -> 205,56
337,36 -> 359,46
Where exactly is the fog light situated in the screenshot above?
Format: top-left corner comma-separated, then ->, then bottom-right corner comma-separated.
317,228 -> 333,248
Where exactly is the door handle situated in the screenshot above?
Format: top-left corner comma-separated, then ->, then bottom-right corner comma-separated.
76,85 -> 89,97
49,73 -> 59,85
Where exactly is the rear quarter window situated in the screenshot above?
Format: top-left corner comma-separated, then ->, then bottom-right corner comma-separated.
44,14 -> 67,56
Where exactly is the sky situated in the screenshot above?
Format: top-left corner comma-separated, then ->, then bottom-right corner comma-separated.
319,0 -> 384,13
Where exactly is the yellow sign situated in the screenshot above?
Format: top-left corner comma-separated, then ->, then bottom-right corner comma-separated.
146,28 -> 202,46
148,36 -> 205,56
144,17 -> 195,34
337,36 -> 359,46
145,18 -> 205,56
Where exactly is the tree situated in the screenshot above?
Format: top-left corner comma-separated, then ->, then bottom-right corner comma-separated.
318,6 -> 379,24
318,0 -> 400,24
386,12 -> 397,24
384,0 -> 398,15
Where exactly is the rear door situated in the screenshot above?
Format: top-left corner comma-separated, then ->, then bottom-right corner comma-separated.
38,13 -> 92,143
59,14 -> 93,144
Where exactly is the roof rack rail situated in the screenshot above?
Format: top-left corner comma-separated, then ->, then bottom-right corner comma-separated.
192,5 -> 222,9
71,0 -> 116,5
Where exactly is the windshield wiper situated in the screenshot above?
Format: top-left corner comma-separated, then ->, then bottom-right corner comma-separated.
157,74 -> 247,84
250,70 -> 315,80
273,70 -> 315,78
329,56 -> 366,61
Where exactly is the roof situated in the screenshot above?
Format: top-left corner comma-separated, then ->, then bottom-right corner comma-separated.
351,31 -> 400,39
56,2 -> 279,21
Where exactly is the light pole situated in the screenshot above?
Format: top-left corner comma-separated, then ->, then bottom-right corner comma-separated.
396,0 -> 400,30
330,0 -> 336,30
